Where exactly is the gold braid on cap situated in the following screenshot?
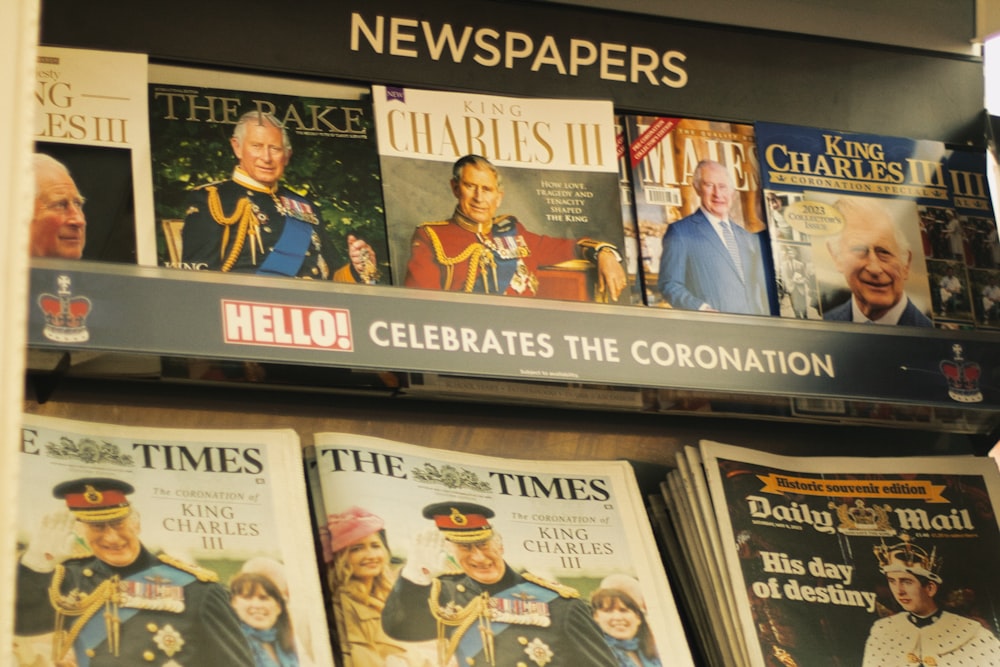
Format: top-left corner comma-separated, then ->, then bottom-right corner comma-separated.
49,568 -> 122,661
429,579 -> 494,666
205,186 -> 257,272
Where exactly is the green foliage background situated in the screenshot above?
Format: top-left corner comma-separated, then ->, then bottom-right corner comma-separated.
149,84 -> 389,281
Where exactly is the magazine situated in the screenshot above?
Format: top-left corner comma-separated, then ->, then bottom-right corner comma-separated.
615,116 -> 645,305
693,439 -> 1000,667
756,121 -> 949,328
312,431 -> 694,667
371,85 -> 631,304
623,115 -> 774,314
34,46 -> 155,265
13,413 -> 333,667
942,147 -> 999,329
148,65 -> 389,284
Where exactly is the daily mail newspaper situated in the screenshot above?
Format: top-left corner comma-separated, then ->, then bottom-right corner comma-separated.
312,432 -> 694,667
12,413 -> 333,667
700,439 -> 1000,667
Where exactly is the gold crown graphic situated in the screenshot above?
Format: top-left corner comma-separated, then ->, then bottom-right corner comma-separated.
873,534 -> 943,583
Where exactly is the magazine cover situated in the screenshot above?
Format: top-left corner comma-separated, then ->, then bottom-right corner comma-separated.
372,85 -> 631,304
148,65 -> 389,284
700,439 -> 1000,667
942,148 -> 1000,329
13,414 -> 334,667
34,46 -> 155,265
756,121 -> 947,327
615,116 -> 645,305
623,115 -> 773,314
312,432 -> 695,667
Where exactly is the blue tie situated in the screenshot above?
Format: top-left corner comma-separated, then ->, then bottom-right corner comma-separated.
720,220 -> 744,280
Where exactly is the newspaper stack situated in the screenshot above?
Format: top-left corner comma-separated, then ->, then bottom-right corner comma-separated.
13,414 -> 333,667
310,432 -> 695,667
654,440 -> 1000,667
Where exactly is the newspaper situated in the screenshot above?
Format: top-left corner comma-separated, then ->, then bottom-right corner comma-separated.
312,432 -> 694,667
697,439 -> 1000,667
13,413 -> 333,667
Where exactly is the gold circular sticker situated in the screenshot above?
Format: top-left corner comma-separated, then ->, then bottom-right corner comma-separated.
783,200 -> 844,236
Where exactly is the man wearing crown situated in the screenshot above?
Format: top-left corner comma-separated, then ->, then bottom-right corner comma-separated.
381,501 -> 617,667
182,110 -> 380,283
862,534 -> 1000,666
14,477 -> 254,666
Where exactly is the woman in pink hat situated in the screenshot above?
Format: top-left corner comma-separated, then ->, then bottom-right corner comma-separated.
328,507 -> 431,667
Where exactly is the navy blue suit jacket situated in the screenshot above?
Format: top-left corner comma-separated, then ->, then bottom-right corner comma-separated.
823,297 -> 933,327
657,209 -> 770,315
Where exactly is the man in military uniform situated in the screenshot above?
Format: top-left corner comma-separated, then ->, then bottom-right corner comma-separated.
15,477 -> 254,666
862,534 -> 1000,666
403,154 -> 627,301
182,110 -> 378,282
381,501 -> 618,667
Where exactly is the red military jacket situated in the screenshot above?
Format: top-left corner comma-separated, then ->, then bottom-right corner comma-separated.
403,212 -> 579,296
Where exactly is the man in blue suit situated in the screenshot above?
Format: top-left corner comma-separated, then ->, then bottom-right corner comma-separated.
823,197 -> 932,327
657,160 -> 770,315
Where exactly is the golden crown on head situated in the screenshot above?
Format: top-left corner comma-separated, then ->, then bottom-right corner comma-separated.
873,534 -> 943,583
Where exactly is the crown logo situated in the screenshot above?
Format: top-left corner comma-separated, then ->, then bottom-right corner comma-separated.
939,344 -> 983,403
874,534 -> 943,583
38,275 -> 91,343
830,499 -> 895,536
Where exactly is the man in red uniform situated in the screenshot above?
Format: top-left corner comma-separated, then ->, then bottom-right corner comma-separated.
404,154 -> 627,300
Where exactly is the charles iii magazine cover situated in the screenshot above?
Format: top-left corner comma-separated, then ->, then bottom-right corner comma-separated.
35,46 -> 156,266
699,439 -> 1000,667
147,65 -> 389,285
755,121 -> 954,328
622,115 -> 774,316
941,147 -> 1000,329
311,432 -> 695,667
371,85 -> 631,304
13,413 -> 334,667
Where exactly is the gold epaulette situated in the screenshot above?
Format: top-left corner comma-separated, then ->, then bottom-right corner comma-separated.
418,220 -> 452,228
157,553 -> 219,582
522,571 -> 580,598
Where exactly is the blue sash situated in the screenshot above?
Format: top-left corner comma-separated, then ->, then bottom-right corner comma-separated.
74,564 -> 194,667
257,214 -> 314,277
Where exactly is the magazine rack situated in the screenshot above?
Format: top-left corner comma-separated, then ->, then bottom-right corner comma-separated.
23,0 -> 1000,441
8,1 -> 1000,663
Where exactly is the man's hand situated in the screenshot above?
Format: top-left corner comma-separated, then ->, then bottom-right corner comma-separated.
400,527 -> 448,585
347,234 -> 378,284
21,510 -> 76,573
597,249 -> 627,302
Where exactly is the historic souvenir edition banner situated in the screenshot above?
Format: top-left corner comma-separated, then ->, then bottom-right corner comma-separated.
372,85 -> 631,304
700,440 -> 1000,667
35,46 -> 155,266
312,431 -> 695,667
13,414 -> 333,667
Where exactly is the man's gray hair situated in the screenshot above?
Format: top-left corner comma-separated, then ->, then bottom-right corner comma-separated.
232,110 -> 291,153
452,154 -> 502,189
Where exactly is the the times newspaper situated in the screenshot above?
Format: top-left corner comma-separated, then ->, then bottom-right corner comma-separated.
13,413 -> 333,667
312,431 -> 694,667
696,439 -> 1000,667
